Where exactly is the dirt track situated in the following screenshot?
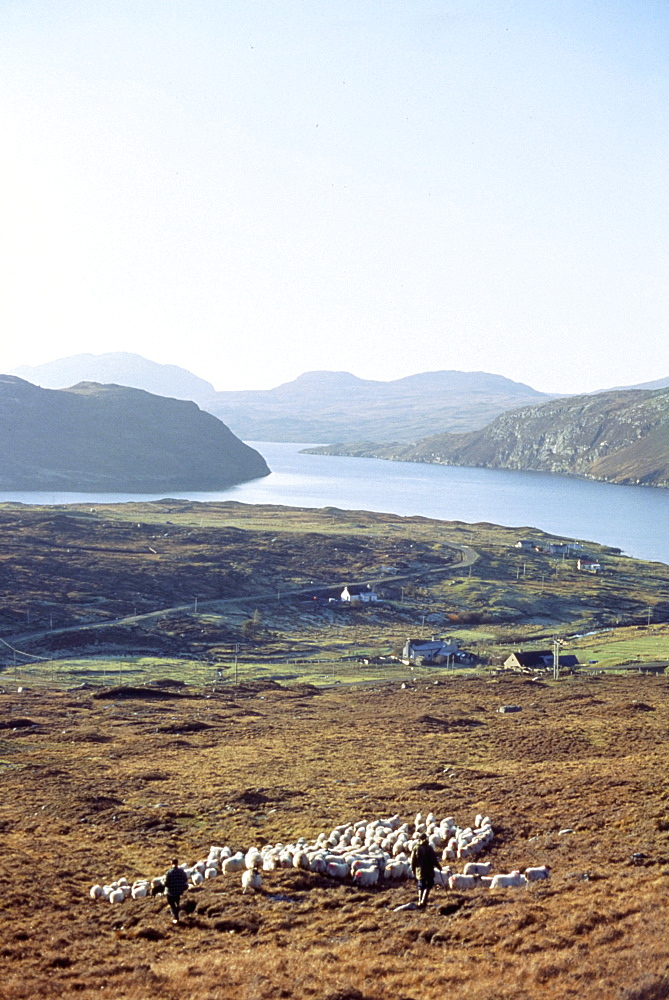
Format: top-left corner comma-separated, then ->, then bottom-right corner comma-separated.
3,673 -> 669,999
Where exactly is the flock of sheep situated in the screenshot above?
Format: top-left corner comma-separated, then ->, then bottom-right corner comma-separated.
89,809 -> 549,904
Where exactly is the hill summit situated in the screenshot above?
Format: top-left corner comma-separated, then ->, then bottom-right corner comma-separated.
12,352 -> 216,407
0,376 -> 269,491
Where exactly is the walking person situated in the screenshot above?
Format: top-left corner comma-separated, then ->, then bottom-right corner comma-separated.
164,858 -> 189,924
410,832 -> 441,909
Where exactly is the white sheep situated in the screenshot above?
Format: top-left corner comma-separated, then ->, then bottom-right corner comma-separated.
326,860 -> 350,879
449,873 -> 478,890
524,865 -> 550,882
352,866 -> 379,887
463,862 -> 493,877
222,853 -> 245,874
490,871 -> 526,888
241,869 -> 262,893
245,848 -> 262,870
108,888 -> 125,904
131,883 -> 150,899
89,884 -> 104,900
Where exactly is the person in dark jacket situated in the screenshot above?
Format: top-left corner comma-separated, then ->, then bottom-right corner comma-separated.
410,832 -> 441,908
164,858 -> 190,923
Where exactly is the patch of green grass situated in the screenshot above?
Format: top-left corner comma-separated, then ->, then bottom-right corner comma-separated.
2,655 -> 214,689
569,631 -> 669,669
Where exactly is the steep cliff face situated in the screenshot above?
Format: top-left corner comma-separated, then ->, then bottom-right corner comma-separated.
0,376 -> 270,491
394,388 -> 669,487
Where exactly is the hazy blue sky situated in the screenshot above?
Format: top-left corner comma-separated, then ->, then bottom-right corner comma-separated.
1,1 -> 668,393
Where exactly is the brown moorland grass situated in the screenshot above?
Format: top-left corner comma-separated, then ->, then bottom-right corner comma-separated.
3,674 -> 669,999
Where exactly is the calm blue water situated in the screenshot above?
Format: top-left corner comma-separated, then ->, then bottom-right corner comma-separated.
1,442 -> 667,565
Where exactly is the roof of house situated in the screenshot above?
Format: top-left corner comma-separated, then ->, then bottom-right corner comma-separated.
406,639 -> 454,651
505,650 -> 579,667
342,584 -> 376,595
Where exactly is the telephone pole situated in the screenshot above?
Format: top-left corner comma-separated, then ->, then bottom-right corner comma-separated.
552,636 -> 563,681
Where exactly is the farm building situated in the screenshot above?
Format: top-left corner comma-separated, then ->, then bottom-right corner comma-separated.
403,637 -> 459,665
578,558 -> 602,573
340,584 -> 378,604
504,650 -> 580,671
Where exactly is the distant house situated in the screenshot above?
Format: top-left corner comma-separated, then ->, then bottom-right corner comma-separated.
403,637 -> 459,665
515,539 -> 536,550
577,558 -> 602,573
340,584 -> 378,604
504,650 -> 579,671
534,541 -> 584,556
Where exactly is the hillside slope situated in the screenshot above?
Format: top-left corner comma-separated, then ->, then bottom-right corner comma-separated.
314,387 -> 669,488
0,376 -> 269,490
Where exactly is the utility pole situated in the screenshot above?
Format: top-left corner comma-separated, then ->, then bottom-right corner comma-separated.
234,643 -> 239,686
646,607 -> 652,626
194,597 -> 198,613
552,637 -> 563,681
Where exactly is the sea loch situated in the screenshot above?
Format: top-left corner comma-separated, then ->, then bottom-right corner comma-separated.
1,442 -> 667,566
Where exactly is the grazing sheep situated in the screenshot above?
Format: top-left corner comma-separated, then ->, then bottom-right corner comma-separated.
293,850 -> 310,871
308,854 -> 328,874
222,853 -> 245,874
463,862 -> 493,877
490,871 -> 526,889
241,869 -> 262,893
326,860 -> 350,879
245,848 -> 262,870
90,810 -> 501,907
352,865 -> 379,887
449,873 -> 478,890
524,865 -> 550,882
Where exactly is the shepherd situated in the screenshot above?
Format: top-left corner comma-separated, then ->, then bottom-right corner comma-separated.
410,832 -> 441,909
164,858 -> 190,924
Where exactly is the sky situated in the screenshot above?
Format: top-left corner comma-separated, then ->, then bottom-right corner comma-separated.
1,0 -> 668,394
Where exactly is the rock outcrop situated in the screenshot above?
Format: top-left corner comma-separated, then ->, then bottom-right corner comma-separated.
311,387 -> 669,488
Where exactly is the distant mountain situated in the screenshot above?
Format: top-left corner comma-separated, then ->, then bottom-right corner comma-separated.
606,376 -> 669,391
311,387 -> 669,488
207,369 -> 557,442
12,353 -> 217,407
0,376 -> 269,491
11,356 -> 557,442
